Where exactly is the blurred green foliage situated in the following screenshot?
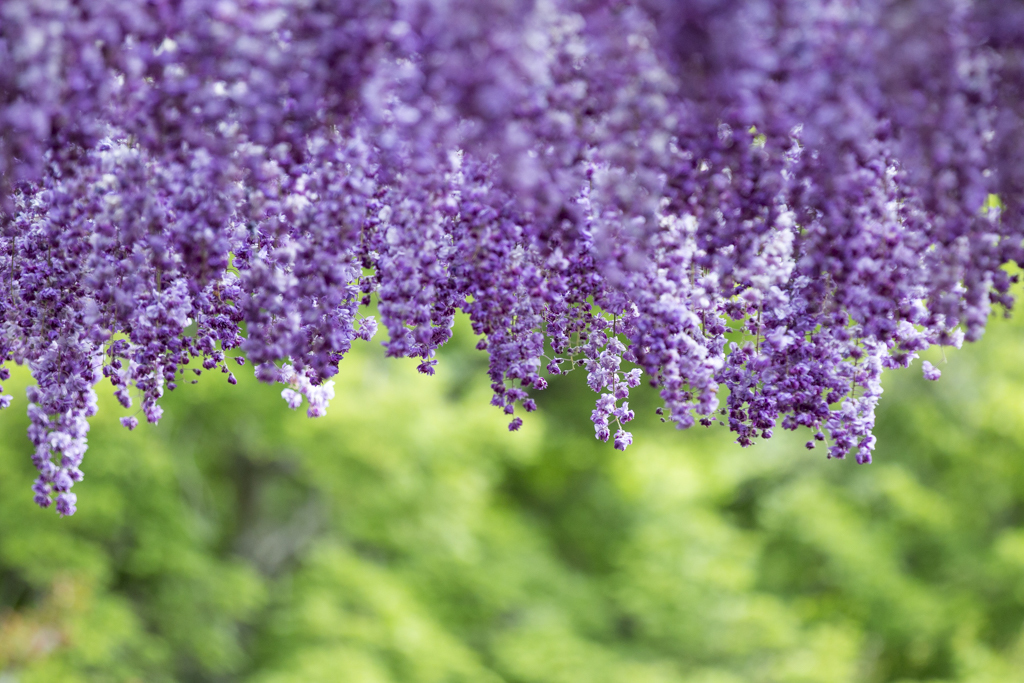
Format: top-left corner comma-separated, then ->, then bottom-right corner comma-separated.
3,313 -> 1024,683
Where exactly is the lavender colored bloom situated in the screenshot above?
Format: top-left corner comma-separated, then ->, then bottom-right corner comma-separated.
55,492 -> 76,517
2,0 -> 1023,513
922,361 -> 942,381
281,390 -> 303,411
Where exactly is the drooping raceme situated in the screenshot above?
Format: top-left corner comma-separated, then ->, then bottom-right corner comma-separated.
1,0 -> 1021,513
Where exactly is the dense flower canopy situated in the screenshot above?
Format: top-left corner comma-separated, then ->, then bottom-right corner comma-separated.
1,0 -> 1023,515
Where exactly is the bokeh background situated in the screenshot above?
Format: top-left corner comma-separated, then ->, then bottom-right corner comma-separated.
3,311 -> 1024,683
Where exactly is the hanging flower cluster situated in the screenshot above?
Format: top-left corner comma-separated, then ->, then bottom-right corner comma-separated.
2,0 -> 1022,514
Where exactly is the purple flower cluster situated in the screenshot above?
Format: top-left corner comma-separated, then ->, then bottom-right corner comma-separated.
2,0 -> 1024,513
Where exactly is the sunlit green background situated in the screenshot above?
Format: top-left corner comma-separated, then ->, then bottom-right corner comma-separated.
3,310 -> 1024,683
